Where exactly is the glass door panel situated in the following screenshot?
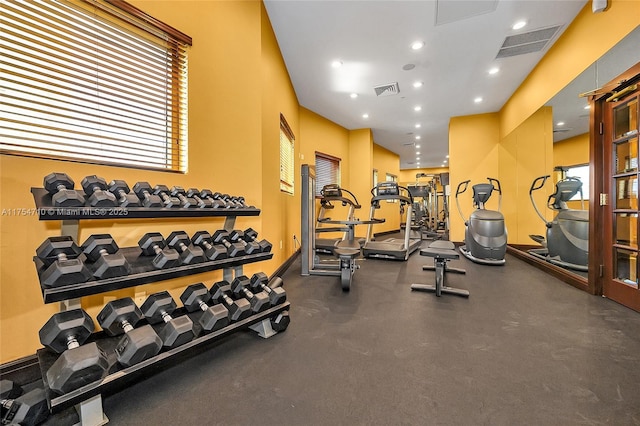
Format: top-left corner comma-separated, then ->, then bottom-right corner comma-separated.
614,175 -> 638,209
615,213 -> 638,247
614,98 -> 638,139
614,137 -> 638,173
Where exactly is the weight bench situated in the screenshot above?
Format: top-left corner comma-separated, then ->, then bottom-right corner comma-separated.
411,240 -> 469,297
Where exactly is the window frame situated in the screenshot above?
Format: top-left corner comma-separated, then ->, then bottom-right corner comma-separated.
279,113 -> 295,195
315,151 -> 341,198
0,0 -> 191,172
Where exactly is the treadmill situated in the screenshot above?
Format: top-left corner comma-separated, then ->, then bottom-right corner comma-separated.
362,182 -> 423,261
315,184 -> 365,254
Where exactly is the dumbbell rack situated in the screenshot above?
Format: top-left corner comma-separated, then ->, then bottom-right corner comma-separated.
30,187 -> 289,425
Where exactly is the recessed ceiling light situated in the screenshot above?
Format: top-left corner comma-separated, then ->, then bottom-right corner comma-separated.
413,81 -> 423,88
416,144 -> 421,148
415,135 -> 421,140
474,97 -> 483,103
584,105 -> 591,110
446,155 -> 449,158
444,159 -> 448,163
416,151 -> 421,155
415,123 -> 421,128
362,113 -> 369,119
557,121 -> 565,126
411,41 -> 424,50
331,60 -> 343,68
441,164 -> 445,167
416,157 -> 420,160
512,20 -> 526,30
350,93 -> 358,99
416,162 -> 421,165
414,106 -> 422,111
488,67 -> 499,75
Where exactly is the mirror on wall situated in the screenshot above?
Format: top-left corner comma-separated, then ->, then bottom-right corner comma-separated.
517,26 -> 640,281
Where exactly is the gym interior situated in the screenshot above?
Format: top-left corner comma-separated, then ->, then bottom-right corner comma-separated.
1,1 -> 639,425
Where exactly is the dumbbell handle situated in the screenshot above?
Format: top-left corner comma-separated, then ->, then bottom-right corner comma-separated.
198,240 -> 214,251
140,190 -> 155,202
55,183 -> 70,192
66,334 -> 80,350
240,286 -> 256,299
55,252 -> 70,262
114,189 -> 128,199
256,282 -> 275,295
150,244 -> 163,256
197,300 -> 208,312
220,293 -> 234,306
119,320 -> 134,333
160,311 -> 174,323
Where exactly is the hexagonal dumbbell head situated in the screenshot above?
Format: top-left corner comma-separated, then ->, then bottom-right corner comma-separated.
186,188 -> 213,208
271,311 -> 290,332
81,175 -> 117,207
228,230 -> 260,254
138,232 -> 180,269
81,234 -> 131,279
212,230 -> 245,257
43,172 -> 85,207
141,291 -> 195,349
249,272 -> 287,305
0,380 -> 22,400
191,231 -> 227,261
39,309 -> 94,353
2,387 -> 49,426
230,276 -> 270,313
108,180 -> 140,207
170,186 -> 198,208
199,189 -> 226,208
210,281 -> 251,322
180,283 -> 229,333
97,297 -> 143,336
97,298 -> 162,367
36,236 -> 93,288
166,231 -> 205,264
132,182 -> 163,208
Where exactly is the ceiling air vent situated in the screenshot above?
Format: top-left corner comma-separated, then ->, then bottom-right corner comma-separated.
496,25 -> 562,58
374,82 -> 400,97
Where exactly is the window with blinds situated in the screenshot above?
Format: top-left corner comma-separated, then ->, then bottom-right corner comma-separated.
0,0 -> 191,172
315,152 -> 340,197
279,114 -> 295,194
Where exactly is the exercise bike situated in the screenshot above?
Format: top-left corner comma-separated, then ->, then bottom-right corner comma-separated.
455,178 -> 507,265
528,175 -> 588,272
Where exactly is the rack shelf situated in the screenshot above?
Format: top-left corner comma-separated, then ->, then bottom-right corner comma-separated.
31,188 -> 260,220
37,301 -> 290,414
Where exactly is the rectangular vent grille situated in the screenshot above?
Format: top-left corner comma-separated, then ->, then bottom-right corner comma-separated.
496,25 -> 562,58
374,82 -> 400,97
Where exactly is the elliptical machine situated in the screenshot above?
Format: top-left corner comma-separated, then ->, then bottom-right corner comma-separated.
528,175 -> 588,272
455,178 -> 507,265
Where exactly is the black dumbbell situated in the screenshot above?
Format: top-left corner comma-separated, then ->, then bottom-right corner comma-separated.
185,188 -> 214,208
39,309 -> 108,394
138,233 -> 181,269
97,298 -> 162,367
141,291 -> 195,349
271,311 -> 290,332
230,276 -> 270,313
1,387 -> 49,426
152,184 -> 181,208
249,272 -> 287,306
81,175 -> 117,207
180,283 -> 229,333
217,193 -> 239,208
35,236 -> 93,288
244,228 -> 273,253
43,172 -> 85,207
230,195 -> 254,209
166,231 -> 205,264
191,231 -> 227,261
0,380 -> 22,400
228,230 -> 260,254
198,189 -> 226,208
170,186 -> 198,208
132,182 -> 163,208
212,230 -> 245,257
81,234 -> 131,279
209,281 -> 251,322
108,180 -> 141,207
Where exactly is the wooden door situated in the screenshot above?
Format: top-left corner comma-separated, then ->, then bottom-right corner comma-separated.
596,65 -> 640,311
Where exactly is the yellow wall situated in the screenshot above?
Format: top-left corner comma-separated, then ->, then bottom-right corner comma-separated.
370,143 -> 402,234
554,133 -> 589,167
499,107 -> 554,244
448,113 -> 501,242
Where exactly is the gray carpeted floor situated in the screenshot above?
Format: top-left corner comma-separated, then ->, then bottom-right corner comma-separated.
46,247 -> 640,425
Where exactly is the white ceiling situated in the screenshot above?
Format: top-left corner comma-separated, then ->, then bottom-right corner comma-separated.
264,0 -> 588,169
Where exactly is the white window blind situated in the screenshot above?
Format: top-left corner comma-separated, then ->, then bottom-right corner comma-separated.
280,114 -> 294,194
0,0 -> 191,171
315,152 -> 340,197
